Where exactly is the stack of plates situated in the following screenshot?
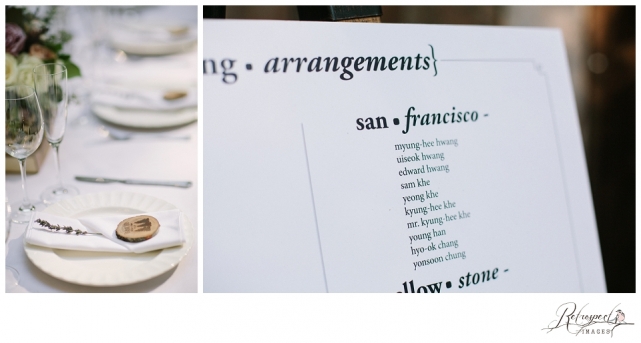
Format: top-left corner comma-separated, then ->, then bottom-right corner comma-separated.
109,22 -> 197,56
92,8 -> 197,129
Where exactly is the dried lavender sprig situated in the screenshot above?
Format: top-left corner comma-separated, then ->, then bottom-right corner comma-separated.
35,218 -> 89,235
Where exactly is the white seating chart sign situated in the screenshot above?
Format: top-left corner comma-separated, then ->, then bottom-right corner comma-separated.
203,20 -> 606,292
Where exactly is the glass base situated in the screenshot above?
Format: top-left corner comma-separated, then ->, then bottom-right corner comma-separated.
6,266 -> 20,290
41,184 -> 80,205
10,200 -> 45,224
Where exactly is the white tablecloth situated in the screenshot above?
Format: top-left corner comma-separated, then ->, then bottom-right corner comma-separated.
5,101 -> 198,293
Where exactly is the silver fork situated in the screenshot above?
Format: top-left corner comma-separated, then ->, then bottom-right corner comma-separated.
99,127 -> 191,141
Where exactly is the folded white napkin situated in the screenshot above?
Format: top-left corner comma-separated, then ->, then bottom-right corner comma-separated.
91,85 -> 197,111
25,210 -> 185,254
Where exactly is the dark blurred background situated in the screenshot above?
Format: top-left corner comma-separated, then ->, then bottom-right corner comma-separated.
206,6 -> 636,293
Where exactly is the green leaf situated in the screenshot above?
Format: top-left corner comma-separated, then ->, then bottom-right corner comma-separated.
62,60 -> 81,79
6,6 -> 27,25
42,7 -> 57,25
43,30 -> 73,55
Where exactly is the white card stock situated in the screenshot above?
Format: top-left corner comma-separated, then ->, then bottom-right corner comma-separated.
203,20 -> 605,293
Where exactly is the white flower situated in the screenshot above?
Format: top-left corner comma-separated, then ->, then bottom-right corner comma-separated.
18,54 -> 43,70
11,54 -> 43,86
52,60 -> 65,74
15,64 -> 36,86
5,53 -> 18,86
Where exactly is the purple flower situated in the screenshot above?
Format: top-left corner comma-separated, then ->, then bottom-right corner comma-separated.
5,23 -> 27,56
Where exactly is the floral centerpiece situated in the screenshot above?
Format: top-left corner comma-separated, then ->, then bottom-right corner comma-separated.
6,6 -> 81,86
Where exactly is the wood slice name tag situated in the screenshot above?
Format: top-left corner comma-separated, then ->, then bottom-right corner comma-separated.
116,215 -> 160,243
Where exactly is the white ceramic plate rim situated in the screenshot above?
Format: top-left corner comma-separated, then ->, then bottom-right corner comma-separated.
23,191 -> 193,287
92,104 -> 197,129
110,35 -> 197,56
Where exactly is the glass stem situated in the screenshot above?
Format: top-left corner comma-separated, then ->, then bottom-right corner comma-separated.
51,142 -> 63,189
18,159 -> 31,211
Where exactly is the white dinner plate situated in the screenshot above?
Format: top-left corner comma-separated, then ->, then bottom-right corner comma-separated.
109,26 -> 197,56
24,192 -> 194,287
110,36 -> 196,56
92,104 -> 197,129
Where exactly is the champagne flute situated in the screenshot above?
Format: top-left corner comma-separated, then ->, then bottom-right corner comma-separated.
33,63 -> 79,204
5,85 -> 44,223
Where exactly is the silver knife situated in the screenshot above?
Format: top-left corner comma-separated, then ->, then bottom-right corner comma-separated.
75,176 -> 192,188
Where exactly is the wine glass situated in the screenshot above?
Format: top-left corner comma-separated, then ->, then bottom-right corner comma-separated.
33,63 -> 79,204
5,85 -> 44,223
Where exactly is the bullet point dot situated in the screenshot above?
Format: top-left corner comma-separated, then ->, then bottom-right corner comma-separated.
446,281 -> 452,288
246,64 -> 252,70
393,118 -> 400,125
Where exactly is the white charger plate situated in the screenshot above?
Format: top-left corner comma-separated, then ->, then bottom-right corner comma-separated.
92,104 -> 197,129
24,192 -> 194,287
